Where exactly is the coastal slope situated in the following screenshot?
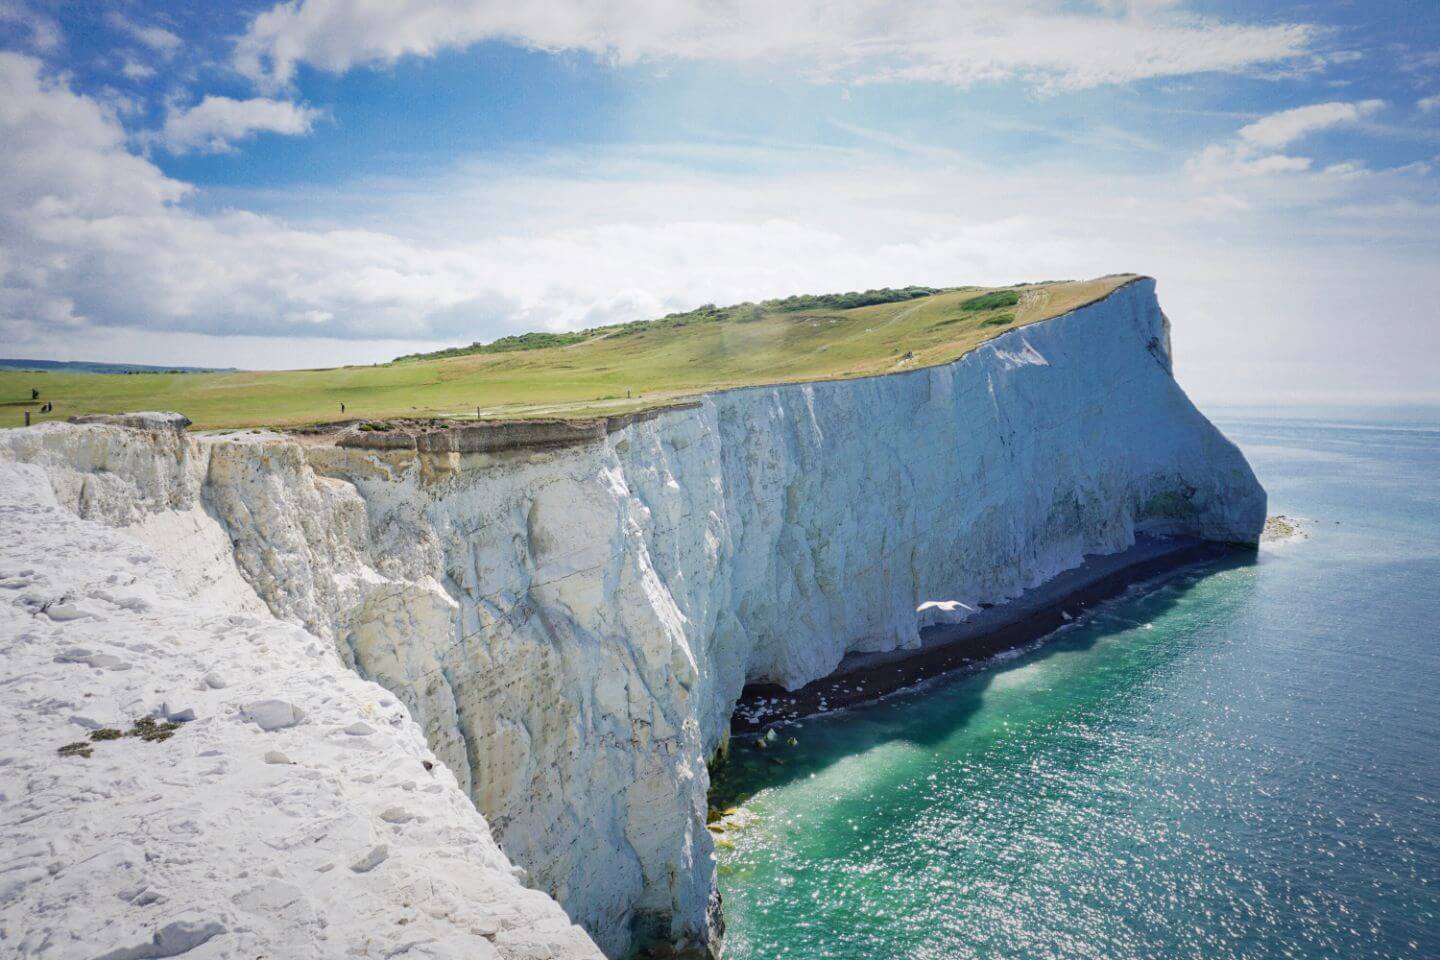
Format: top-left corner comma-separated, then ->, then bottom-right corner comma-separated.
0,459 -> 601,959
0,277 -> 1265,957
0,276 -> 1135,429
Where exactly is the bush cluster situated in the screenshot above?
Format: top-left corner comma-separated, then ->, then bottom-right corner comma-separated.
959,290 -> 1021,312
394,286 -> 948,359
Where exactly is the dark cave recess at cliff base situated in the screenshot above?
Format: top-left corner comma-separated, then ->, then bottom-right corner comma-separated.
731,535 -> 1250,735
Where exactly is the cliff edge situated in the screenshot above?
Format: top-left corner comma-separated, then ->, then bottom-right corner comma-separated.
0,277 -> 1264,958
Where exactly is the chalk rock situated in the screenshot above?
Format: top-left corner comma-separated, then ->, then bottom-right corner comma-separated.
69,411 -> 192,433
93,918 -> 225,960
53,646 -> 129,669
156,702 -> 195,723
46,602 -> 98,622
916,599 -> 977,627
349,845 -> 388,873
243,699 -> 305,731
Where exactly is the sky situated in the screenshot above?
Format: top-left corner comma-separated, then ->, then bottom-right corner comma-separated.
1,1 -> 1437,406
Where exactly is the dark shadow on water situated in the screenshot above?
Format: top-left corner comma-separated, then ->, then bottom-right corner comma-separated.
713,551 -> 1258,805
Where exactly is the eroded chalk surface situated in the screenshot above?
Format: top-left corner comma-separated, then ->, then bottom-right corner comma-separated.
0,460 -> 600,960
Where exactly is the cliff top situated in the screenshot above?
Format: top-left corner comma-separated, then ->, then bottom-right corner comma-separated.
1,274 -> 1141,431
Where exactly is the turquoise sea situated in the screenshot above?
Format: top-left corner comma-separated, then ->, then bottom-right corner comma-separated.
716,412 -> 1440,960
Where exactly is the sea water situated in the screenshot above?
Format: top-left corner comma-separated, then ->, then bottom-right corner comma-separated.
715,412 -> 1440,960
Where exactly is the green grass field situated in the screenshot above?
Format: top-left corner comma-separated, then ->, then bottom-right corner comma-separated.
1,276 -> 1137,431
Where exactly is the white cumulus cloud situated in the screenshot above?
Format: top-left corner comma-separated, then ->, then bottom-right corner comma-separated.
160,96 -> 323,154
1237,99 -> 1383,149
232,0 -> 1317,93
0,53 -> 487,343
1189,99 -> 1383,183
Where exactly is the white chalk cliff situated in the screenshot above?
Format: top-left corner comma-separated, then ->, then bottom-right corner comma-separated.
0,278 -> 1264,958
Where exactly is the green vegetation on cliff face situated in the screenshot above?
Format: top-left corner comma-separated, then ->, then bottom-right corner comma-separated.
0,276 -> 1138,430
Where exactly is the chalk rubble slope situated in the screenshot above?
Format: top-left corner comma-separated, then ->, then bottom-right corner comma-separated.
0,461 -> 601,959
0,277 -> 1265,957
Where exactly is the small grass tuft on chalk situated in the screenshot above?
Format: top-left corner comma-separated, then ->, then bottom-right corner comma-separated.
131,716 -> 180,743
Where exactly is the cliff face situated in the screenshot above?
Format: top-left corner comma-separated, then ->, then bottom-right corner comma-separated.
0,278 -> 1264,957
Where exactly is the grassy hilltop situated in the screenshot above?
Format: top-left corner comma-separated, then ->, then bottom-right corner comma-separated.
0,275 -> 1137,431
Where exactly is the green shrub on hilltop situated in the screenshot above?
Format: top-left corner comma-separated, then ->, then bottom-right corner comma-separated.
395,287 -> 945,357
959,290 -> 1021,312
608,302 -> 767,338
396,331 -> 590,362
764,286 -> 942,313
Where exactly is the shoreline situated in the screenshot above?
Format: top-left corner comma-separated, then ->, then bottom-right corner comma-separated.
731,536 -> 1250,735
